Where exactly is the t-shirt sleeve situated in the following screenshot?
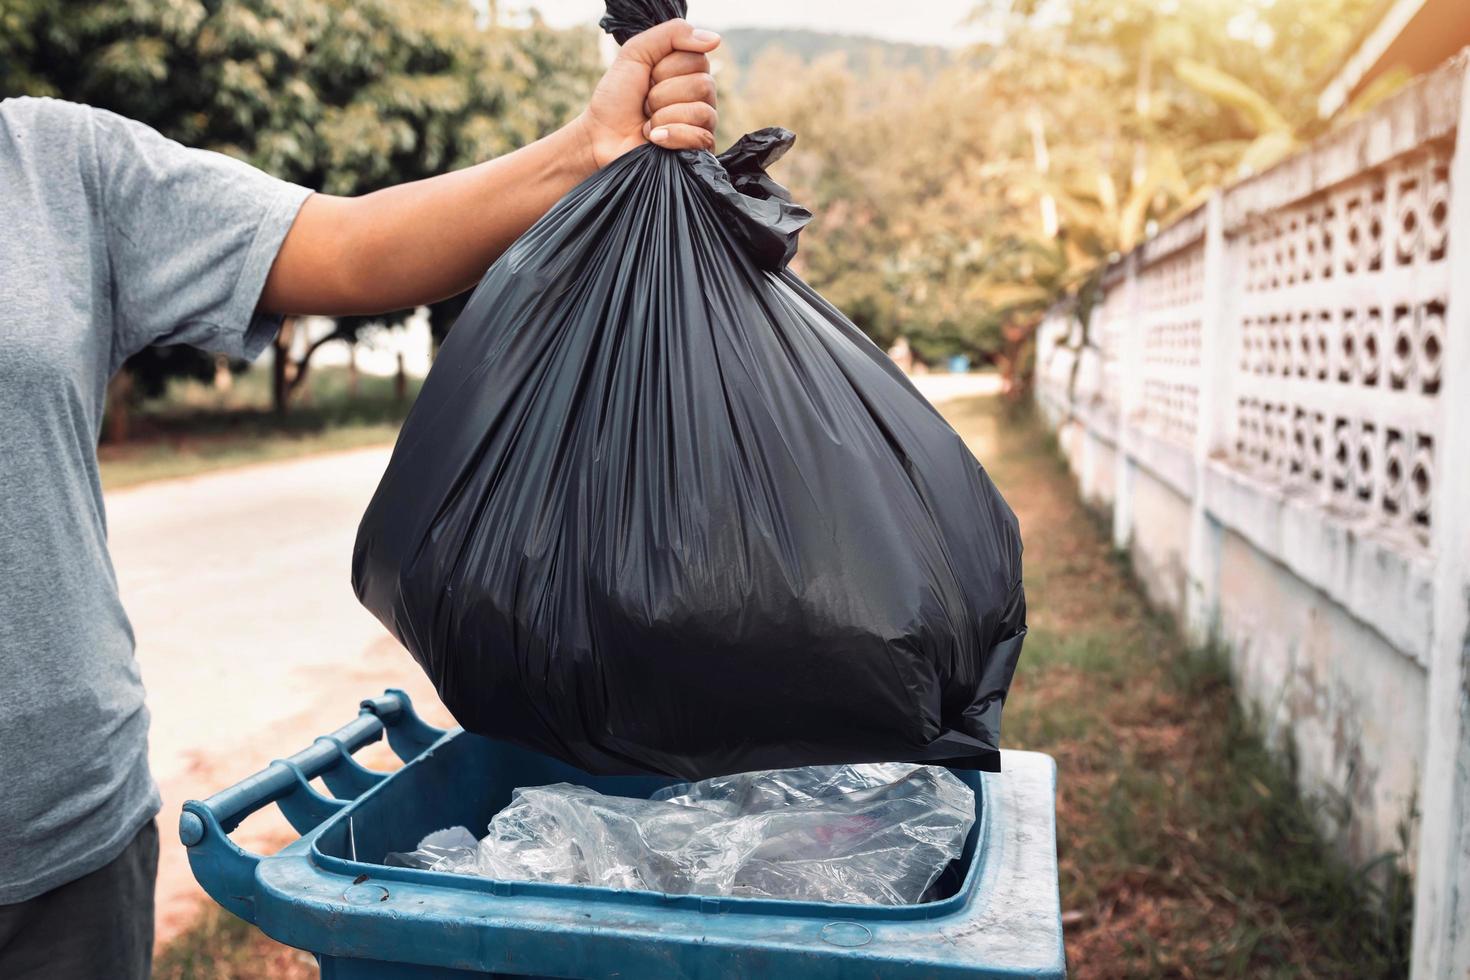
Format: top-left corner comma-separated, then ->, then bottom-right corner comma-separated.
85,106 -> 313,373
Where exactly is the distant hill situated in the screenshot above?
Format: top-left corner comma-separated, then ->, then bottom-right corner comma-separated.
716,27 -> 955,77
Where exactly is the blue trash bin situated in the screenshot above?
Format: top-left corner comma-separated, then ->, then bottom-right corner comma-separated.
182,691 -> 1064,979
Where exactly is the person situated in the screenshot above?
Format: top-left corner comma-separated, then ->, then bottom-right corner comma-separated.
0,19 -> 720,978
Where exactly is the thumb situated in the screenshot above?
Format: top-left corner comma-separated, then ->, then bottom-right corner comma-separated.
619,18 -> 720,66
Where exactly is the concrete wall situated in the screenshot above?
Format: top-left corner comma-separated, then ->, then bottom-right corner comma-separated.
1033,52 -> 1470,978
1128,468 -> 1192,615
1217,528 -> 1427,863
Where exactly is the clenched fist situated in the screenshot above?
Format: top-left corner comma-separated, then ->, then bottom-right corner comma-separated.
573,19 -> 721,170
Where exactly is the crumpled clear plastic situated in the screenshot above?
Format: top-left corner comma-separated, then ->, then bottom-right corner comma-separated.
384,763 -> 975,906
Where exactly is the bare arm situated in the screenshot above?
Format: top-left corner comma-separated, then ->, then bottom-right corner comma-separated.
259,20 -> 720,317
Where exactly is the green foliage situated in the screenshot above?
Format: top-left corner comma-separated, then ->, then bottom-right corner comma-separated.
724,0 -> 1378,377
4,0 -> 600,191
716,28 -> 955,75
126,345 -> 220,400
99,365 -> 420,488
3,0 -> 602,407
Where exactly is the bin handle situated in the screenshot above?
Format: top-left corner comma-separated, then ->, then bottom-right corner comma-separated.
179,689 -> 447,924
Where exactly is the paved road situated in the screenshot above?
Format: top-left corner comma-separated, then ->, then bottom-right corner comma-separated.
108,447 -> 453,944
105,371 -> 1001,946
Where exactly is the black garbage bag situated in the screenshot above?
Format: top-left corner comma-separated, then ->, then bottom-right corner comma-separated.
353,0 -> 1026,781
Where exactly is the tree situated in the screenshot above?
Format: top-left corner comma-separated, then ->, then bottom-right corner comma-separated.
3,0 -> 602,423
721,0 -> 1380,389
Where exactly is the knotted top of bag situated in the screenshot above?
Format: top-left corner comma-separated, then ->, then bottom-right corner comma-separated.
600,0 -> 813,271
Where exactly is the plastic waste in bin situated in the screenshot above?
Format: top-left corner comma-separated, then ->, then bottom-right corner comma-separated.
181,691 -> 1065,979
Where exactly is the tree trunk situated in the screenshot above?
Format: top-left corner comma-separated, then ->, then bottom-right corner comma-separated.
347,341 -> 359,398
1001,316 -> 1040,401
272,317 -> 297,417
213,354 -> 233,394
103,370 -> 134,444
283,321 -> 344,408
1027,109 -> 1059,238
394,352 -> 407,404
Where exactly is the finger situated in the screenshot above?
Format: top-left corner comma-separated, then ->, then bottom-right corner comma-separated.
647,73 -> 717,115
647,102 -> 718,135
651,51 -> 711,86
647,122 -> 716,152
620,18 -> 720,67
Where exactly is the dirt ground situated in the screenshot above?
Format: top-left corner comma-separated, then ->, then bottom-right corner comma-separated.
948,397 -> 1409,978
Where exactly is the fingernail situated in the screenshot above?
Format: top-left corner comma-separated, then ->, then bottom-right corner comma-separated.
691,28 -> 720,42
650,127 -> 670,142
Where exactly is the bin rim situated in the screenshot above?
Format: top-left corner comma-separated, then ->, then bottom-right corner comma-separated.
181,692 -> 1065,979
303,731 -> 994,922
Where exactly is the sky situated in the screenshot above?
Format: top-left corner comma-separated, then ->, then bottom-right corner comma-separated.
511,1 -> 989,48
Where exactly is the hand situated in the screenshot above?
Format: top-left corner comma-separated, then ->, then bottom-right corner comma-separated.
573,19 -> 721,172
264,24 -> 722,316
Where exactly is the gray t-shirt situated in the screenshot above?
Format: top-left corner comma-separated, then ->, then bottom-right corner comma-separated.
0,97 -> 311,903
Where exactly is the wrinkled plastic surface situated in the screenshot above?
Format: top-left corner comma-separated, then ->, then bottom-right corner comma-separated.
384,764 -> 975,906
352,0 -> 1026,781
